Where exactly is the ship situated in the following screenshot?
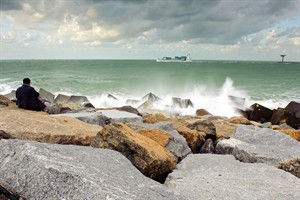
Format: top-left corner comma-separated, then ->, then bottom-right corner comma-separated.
156,54 -> 192,62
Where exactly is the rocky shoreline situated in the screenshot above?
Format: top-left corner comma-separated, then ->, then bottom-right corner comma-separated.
0,89 -> 299,200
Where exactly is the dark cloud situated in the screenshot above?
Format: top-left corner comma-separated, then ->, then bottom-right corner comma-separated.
2,0 -> 299,46
0,0 -> 22,11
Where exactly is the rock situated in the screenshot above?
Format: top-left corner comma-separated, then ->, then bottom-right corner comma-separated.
137,129 -> 172,147
259,122 -> 272,129
0,130 -> 14,140
0,184 -> 24,200
277,158 -> 300,178
54,111 -> 111,126
187,119 -> 217,141
215,125 -> 300,166
113,105 -> 142,117
98,93 -> 120,107
128,122 -> 191,161
171,97 -> 193,108
285,101 -> 300,117
90,123 -> 178,183
0,139 -> 184,200
269,108 -> 285,125
164,154 -> 300,200
0,109 -> 101,145
4,90 -> 16,101
69,95 -> 92,107
195,108 -> 211,116
199,139 -> 214,153
285,111 -> 300,129
171,119 -> 205,153
229,116 -> 252,125
212,120 -> 237,139
143,113 -> 169,124
228,95 -> 245,110
39,88 -> 55,103
0,95 -> 17,109
142,92 -> 162,103
101,109 -> 143,124
125,99 -> 141,107
275,129 -> 300,142
53,94 -> 70,104
56,109 -> 142,125
247,103 -> 273,123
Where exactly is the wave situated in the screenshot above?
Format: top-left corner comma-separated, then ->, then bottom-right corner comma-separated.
0,77 -> 292,117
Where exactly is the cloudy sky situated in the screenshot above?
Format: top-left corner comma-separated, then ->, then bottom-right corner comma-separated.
1,0 -> 299,61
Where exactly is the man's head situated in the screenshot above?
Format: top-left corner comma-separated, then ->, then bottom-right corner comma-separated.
23,78 -> 31,85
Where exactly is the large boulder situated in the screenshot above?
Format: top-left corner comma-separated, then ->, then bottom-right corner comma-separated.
165,154 -> 300,200
212,119 -> 237,139
0,139 -> 184,200
54,109 -> 142,125
0,109 -> 101,145
128,122 -> 192,160
90,123 -> 178,183
285,101 -> 300,117
3,90 -> 16,101
215,125 -> 300,166
39,88 -> 55,103
247,103 -> 273,123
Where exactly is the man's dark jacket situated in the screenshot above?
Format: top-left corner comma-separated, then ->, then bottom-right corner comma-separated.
16,84 -> 43,111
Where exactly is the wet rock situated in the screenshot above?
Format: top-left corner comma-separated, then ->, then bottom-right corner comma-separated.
90,123 -> 178,183
142,92 -> 162,103
212,120 -> 237,139
171,97 -> 193,108
269,108 -> 285,125
285,112 -> 300,129
247,103 -> 273,123
164,154 -> 300,200
285,101 -> 300,118
0,139 -> 183,199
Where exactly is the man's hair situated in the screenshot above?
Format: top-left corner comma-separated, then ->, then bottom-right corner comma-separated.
23,78 -> 31,85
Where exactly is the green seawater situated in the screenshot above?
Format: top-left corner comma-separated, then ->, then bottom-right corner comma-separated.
1,59 -> 299,115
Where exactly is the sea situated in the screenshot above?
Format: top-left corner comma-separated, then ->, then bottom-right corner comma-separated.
0,59 -> 299,117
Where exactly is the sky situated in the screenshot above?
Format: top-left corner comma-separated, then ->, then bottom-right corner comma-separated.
0,0 -> 299,61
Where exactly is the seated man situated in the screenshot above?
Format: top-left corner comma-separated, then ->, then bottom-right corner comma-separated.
16,78 -> 46,111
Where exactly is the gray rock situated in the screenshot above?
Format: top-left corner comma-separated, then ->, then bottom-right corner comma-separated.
4,90 -> 16,101
216,125 -> 300,165
54,109 -> 142,125
53,111 -> 111,126
101,109 -> 143,124
0,139 -> 185,200
69,95 -> 91,105
39,88 -> 55,103
54,94 -> 71,104
128,122 -> 191,160
165,154 -> 300,200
